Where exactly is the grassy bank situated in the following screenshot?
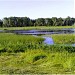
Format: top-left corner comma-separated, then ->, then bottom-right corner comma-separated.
51,34 -> 75,44
43,34 -> 75,44
0,26 -> 75,30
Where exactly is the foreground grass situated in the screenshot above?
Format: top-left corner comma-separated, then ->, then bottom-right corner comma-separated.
0,33 -> 75,74
0,26 -> 75,30
0,50 -> 75,74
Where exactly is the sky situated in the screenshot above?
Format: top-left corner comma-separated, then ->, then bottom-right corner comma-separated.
0,0 -> 74,19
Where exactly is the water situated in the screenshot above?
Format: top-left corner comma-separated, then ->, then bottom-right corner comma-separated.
72,44 -> 75,46
43,37 -> 54,45
0,30 -> 3,32
5,28 -> 75,35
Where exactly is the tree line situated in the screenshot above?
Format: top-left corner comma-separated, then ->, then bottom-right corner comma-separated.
0,16 -> 75,27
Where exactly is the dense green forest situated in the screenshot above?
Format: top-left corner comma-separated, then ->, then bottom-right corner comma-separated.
0,16 -> 75,27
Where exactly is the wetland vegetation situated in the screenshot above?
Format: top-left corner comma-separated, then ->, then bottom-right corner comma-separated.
0,16 -> 75,74
0,26 -> 74,74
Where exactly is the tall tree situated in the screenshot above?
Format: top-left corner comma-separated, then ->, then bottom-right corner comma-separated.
63,16 -> 74,26
52,17 -> 58,26
45,18 -> 53,26
57,17 -> 64,26
0,19 -> 3,27
23,17 -> 30,26
3,17 -> 9,27
35,18 -> 45,26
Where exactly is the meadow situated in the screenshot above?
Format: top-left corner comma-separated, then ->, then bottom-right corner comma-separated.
0,49 -> 75,74
0,33 -> 44,53
0,26 -> 75,74
0,26 -> 75,30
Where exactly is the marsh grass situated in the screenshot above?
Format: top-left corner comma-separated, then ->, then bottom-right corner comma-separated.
51,34 -> 75,44
0,26 -> 75,30
0,50 -> 75,74
0,33 -> 44,53
0,33 -> 74,53
0,33 -> 75,74
43,34 -> 75,44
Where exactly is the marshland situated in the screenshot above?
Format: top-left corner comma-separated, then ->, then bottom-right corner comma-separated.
0,1 -> 74,73
0,25 -> 74,74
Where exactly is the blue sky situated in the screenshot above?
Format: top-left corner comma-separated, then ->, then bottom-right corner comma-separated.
0,0 -> 74,19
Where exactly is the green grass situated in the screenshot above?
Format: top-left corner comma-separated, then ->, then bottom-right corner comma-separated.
0,33 -> 75,74
0,50 -> 75,74
0,26 -> 75,30
0,33 -> 74,53
51,34 -> 75,44
0,33 -> 44,53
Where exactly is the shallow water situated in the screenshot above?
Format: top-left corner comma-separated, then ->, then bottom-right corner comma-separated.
5,28 -> 75,35
0,30 -> 3,32
43,37 -> 54,45
72,44 -> 75,46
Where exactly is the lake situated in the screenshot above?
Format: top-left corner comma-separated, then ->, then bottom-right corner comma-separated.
5,28 -> 75,35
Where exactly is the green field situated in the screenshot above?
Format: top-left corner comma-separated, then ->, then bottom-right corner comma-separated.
0,26 -> 75,74
0,26 -> 75,30
0,33 -> 44,53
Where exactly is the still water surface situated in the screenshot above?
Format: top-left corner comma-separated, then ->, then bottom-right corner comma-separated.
7,28 -> 75,35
